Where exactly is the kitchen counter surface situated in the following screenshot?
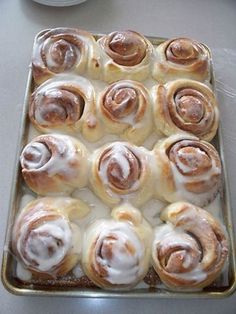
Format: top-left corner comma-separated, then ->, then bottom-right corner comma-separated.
1,0 -> 236,313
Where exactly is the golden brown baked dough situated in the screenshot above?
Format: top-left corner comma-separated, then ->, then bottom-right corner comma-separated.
20,134 -> 89,195
89,141 -> 155,207
97,80 -> 153,145
153,134 -> 221,206
98,30 -> 153,82
32,28 -> 101,85
82,204 -> 152,289
15,28 -> 228,292
12,197 -> 90,279
152,79 -> 219,141
153,38 -> 210,83
152,202 -> 228,290
29,75 -> 103,142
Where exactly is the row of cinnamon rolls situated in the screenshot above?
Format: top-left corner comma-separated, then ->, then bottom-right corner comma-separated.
29,75 -> 219,144
12,198 -> 228,290
32,28 -> 211,85
20,133 -> 221,208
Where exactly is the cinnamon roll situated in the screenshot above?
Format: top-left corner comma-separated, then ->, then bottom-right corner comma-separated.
29,75 -> 103,142
153,38 -> 210,83
12,197 -> 90,278
89,142 -> 154,207
32,28 -> 101,85
20,134 -> 89,195
152,79 -> 219,141
152,202 -> 228,290
98,30 -> 153,83
98,80 -> 153,145
154,134 -> 221,206
82,204 -> 152,290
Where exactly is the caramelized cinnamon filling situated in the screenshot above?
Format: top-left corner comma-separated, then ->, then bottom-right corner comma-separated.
174,88 -> 206,123
98,146 -> 142,190
103,31 -> 147,66
49,39 -> 77,70
40,31 -> 83,73
98,235 -> 116,262
103,86 -> 138,119
158,232 -> 202,274
168,140 -> 212,176
165,38 -> 200,65
164,248 -> 193,273
186,231 -> 204,262
37,88 -> 85,125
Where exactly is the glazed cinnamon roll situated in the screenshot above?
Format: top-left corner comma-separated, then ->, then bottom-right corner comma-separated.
89,142 -> 154,207
29,75 -> 103,142
152,202 -> 228,290
12,197 -> 90,279
32,28 -> 101,85
82,204 -> 152,290
154,134 -> 221,206
20,134 -> 89,195
153,38 -> 210,83
98,80 -> 153,145
98,30 -> 153,82
152,79 -> 219,141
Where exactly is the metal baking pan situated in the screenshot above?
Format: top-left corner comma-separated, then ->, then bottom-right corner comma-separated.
1,34 -> 236,298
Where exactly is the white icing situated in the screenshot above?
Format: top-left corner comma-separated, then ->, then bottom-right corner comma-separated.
86,220 -> 145,285
72,263 -> 85,278
70,223 -> 82,255
118,112 -> 137,125
16,262 -> 32,281
182,253 -> 193,269
71,187 -> 110,228
17,215 -> 72,272
173,267 -> 207,282
35,75 -> 94,102
45,138 -> 76,177
22,134 -> 84,180
98,143 -> 140,191
153,224 -> 207,283
141,199 -> 165,227
173,147 -> 221,180
154,223 -> 175,241
168,146 -> 221,206
21,142 -> 51,170
45,39 -> 81,71
34,31 -> 96,75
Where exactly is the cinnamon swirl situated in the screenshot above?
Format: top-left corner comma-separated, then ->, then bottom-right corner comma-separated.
82,204 -> 152,289
98,80 -> 153,145
32,28 -> 101,85
12,197 -> 90,278
98,30 -> 153,83
152,79 -> 219,141
29,75 -> 103,141
153,38 -> 210,83
154,134 -> 221,206
20,134 -> 89,195
89,142 -> 154,207
152,202 -> 228,290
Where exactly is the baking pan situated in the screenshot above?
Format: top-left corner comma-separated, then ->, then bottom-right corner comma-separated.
1,34 -> 236,298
